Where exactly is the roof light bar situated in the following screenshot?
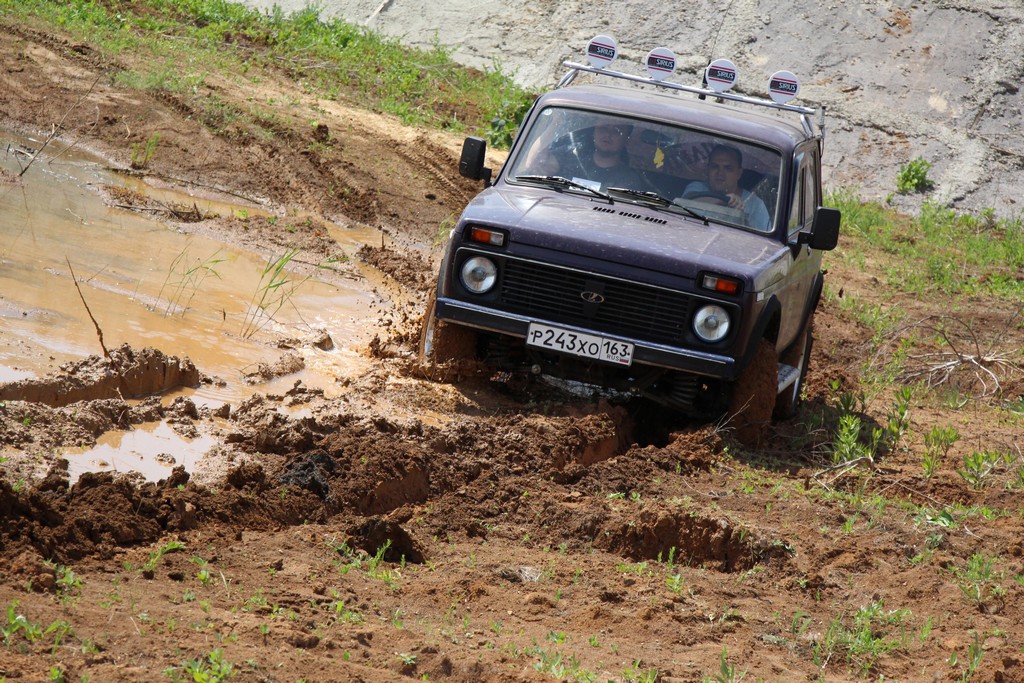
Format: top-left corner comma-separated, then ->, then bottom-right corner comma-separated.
557,36 -> 824,138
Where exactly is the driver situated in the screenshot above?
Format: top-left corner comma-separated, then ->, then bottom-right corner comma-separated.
520,114 -> 641,190
568,122 -> 642,189
680,144 -> 770,229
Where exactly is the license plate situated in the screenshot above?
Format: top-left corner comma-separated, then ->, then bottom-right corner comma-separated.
526,323 -> 634,366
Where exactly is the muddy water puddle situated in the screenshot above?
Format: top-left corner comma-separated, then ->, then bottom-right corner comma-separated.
1,130 -> 395,481
63,422 -> 221,484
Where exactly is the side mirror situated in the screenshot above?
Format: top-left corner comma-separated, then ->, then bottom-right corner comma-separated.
459,137 -> 492,185
798,206 -> 841,251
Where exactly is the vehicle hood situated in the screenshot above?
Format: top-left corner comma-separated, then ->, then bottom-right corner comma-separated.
465,186 -> 787,289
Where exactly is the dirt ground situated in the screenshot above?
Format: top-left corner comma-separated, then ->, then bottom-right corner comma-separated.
2,18 -> 1024,683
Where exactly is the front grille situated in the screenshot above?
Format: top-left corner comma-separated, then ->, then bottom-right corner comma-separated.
498,258 -> 693,345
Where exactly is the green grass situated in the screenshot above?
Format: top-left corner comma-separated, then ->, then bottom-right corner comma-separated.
824,190 -> 1023,412
704,647 -> 745,683
948,553 -> 1014,627
1,0 -> 536,144
827,189 -> 1024,301
812,600 -> 917,677
52,564 -> 83,606
921,424 -> 960,478
143,540 -> 187,572
956,451 -> 996,489
1,602 -> 76,657
165,647 -> 235,682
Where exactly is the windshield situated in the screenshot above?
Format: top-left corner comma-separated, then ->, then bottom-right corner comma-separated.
507,106 -> 783,233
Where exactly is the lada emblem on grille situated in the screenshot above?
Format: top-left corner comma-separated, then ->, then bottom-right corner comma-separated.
580,291 -> 605,304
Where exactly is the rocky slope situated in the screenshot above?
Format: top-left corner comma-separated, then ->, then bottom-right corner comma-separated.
249,0 -> 1024,215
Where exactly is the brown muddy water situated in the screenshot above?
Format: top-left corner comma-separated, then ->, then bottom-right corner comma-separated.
1,131 -> 390,481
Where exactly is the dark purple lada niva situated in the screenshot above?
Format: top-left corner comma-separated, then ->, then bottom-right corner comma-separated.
421,42 -> 840,444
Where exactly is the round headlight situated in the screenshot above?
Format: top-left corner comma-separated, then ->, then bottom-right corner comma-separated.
460,256 -> 497,294
693,304 -> 731,342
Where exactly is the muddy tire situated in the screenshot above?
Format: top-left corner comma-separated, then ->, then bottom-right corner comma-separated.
727,338 -> 777,447
418,293 -> 477,366
774,317 -> 813,420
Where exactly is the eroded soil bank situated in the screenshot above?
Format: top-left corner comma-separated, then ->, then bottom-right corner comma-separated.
1,16 -> 1023,683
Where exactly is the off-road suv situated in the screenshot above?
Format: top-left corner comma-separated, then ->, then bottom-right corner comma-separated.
422,38 -> 840,443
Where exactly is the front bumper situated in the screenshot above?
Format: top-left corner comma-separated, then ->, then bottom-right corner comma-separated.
436,297 -> 736,380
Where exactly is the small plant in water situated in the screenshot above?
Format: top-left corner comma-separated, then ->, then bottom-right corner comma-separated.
156,248 -> 225,318
239,250 -> 343,339
130,132 -> 160,170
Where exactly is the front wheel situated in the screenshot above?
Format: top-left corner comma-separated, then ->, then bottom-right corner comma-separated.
727,339 -> 778,447
418,293 -> 477,367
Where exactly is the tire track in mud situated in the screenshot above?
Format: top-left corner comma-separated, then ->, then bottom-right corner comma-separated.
1,22 -> 112,73
388,133 -> 476,210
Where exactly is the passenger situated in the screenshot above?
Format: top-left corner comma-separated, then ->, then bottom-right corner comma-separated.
520,116 -> 642,190
681,144 -> 770,229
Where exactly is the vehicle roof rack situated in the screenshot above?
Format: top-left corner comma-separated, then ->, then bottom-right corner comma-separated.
556,36 -> 825,140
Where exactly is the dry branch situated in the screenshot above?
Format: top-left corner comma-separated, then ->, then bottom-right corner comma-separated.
66,258 -> 110,359
873,314 -> 1023,399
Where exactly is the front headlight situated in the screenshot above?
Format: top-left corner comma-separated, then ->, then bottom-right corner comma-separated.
460,256 -> 497,294
693,304 -> 730,342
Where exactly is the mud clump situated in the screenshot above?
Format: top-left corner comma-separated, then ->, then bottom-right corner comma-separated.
225,460 -> 267,491
0,470 -> 169,563
243,351 -> 306,384
0,344 -> 201,407
348,516 -> 427,564
225,394 -> 321,454
277,449 -> 337,499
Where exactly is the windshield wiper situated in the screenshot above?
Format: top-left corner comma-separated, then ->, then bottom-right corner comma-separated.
606,187 -> 709,225
516,175 -> 612,202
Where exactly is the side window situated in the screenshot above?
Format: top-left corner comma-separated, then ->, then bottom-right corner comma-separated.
802,151 -> 819,226
788,153 -> 804,234
788,149 -> 820,236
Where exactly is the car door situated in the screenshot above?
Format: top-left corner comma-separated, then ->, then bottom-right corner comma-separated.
777,143 -> 822,349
